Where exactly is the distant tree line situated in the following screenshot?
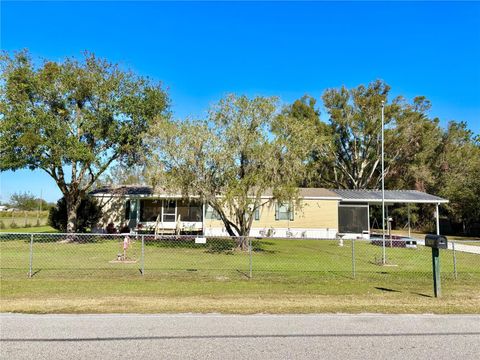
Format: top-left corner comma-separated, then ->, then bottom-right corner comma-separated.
5,191 -> 53,211
1,51 -> 479,235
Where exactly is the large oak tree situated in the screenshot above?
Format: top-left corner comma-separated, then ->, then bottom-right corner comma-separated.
0,51 -> 169,232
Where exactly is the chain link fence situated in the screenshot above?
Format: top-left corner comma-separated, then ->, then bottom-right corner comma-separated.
0,233 -> 479,283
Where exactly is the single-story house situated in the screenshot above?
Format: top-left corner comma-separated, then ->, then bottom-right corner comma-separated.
90,185 -> 448,239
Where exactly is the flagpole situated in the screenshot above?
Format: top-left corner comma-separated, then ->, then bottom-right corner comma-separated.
381,100 -> 386,265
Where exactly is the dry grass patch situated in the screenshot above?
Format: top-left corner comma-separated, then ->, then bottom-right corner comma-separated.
2,292 -> 480,314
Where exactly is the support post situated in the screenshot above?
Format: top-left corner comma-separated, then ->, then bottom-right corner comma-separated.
432,247 -> 441,297
29,234 -> 34,278
436,203 -> 440,236
249,237 -> 253,279
452,241 -> 457,280
351,238 -> 356,279
407,203 -> 411,238
141,235 -> 145,276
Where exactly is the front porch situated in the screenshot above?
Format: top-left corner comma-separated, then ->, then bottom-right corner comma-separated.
127,198 -> 204,234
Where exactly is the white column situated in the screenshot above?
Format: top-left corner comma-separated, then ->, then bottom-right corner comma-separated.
436,203 -> 440,235
136,198 -> 140,226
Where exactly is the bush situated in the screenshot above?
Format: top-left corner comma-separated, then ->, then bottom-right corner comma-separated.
0,220 -> 5,229
24,222 -> 31,228
35,218 -> 41,227
49,196 -> 102,233
10,220 -> 18,229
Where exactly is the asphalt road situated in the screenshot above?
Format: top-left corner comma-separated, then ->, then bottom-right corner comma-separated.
1,313 -> 479,360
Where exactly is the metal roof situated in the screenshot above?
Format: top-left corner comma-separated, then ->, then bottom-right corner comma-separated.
90,185 -> 154,196
90,186 -> 340,199
331,189 -> 448,204
90,186 -> 446,203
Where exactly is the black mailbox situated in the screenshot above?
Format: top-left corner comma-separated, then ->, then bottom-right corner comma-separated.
425,234 -> 448,249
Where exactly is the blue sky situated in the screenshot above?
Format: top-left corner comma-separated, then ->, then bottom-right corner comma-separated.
1,1 -> 479,203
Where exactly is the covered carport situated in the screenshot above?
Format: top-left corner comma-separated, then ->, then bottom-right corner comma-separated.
331,189 -> 449,238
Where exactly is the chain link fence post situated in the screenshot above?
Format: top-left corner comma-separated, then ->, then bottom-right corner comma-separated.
351,238 -> 356,279
249,237 -> 253,279
452,241 -> 457,280
28,234 -> 34,278
141,234 -> 145,276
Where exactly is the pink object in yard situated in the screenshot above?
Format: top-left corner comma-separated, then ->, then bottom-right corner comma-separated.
123,236 -> 130,250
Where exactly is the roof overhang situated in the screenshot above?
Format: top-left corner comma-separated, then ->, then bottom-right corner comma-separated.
331,189 -> 449,205
339,199 -> 449,204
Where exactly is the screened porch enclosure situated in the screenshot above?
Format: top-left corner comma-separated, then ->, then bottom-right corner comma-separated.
338,204 -> 369,234
128,198 -> 204,233
332,189 -> 449,238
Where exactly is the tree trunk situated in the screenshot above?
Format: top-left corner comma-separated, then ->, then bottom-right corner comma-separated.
66,196 -> 80,233
236,236 -> 249,251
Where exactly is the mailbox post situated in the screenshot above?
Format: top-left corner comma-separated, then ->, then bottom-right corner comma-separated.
425,234 -> 448,298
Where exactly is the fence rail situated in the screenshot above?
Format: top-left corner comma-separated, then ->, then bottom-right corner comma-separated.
1,233 -> 479,282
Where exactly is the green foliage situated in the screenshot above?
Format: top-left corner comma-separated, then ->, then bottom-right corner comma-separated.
151,94 -> 321,237
49,196 -> 102,233
0,220 -> 5,229
435,122 -> 480,234
305,80 -> 441,190
8,191 -> 49,211
1,50 -> 169,232
10,221 -> 18,229
97,163 -> 147,186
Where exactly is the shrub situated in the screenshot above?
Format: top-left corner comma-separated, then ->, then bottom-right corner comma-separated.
49,196 -> 102,233
35,218 -> 41,227
10,220 -> 18,229
0,220 -> 5,229
24,222 -> 31,228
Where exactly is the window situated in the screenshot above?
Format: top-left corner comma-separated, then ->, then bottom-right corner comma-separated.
254,207 -> 260,221
177,200 -> 203,222
163,200 -> 176,222
275,203 -> 294,221
125,200 -> 131,221
205,204 -> 221,220
140,199 -> 162,222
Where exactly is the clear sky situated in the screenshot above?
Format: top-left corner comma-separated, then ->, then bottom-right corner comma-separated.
1,1 -> 479,203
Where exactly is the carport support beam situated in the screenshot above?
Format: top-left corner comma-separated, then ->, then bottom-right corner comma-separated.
436,203 -> 440,236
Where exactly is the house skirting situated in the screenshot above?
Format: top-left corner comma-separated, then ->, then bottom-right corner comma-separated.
204,227 -> 338,239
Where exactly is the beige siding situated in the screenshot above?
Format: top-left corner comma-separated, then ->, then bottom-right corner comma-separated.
204,199 -> 338,230
93,195 -> 127,230
255,199 -> 338,229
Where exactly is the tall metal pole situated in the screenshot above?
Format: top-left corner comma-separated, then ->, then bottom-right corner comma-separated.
381,100 -> 386,265
407,203 -> 411,238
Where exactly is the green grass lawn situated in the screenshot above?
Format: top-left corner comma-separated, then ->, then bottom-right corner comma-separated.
1,236 -> 479,314
0,225 -> 57,233
0,216 -> 49,229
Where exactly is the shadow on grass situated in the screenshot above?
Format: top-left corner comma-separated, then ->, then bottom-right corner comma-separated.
374,286 -> 401,293
410,292 -> 433,298
143,237 -> 277,255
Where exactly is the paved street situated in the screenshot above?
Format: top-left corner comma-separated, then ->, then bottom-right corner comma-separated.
1,313 -> 479,359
